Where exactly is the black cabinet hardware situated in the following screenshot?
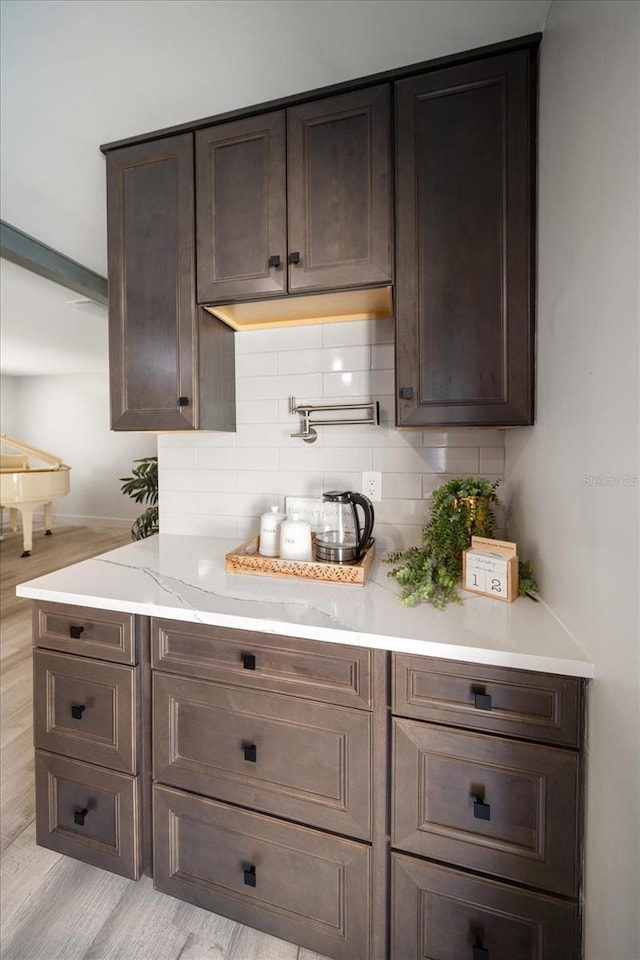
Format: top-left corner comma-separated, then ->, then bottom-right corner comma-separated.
69,625 -> 85,639
473,797 -> 491,821
243,743 -> 257,763
268,255 -> 281,268
473,937 -> 489,960
288,251 -> 300,264
473,690 -> 492,711
71,704 -> 86,720
244,864 -> 257,887
74,807 -> 89,826
178,396 -> 189,407
399,387 -> 414,399
242,653 -> 256,671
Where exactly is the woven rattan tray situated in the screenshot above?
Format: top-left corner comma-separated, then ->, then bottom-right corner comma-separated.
225,536 -> 375,585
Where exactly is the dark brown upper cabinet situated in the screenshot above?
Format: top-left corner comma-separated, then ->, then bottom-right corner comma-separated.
195,84 -> 392,305
106,134 -> 235,431
395,49 -> 535,427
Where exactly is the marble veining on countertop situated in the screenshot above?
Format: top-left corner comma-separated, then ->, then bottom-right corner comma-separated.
16,534 -> 594,678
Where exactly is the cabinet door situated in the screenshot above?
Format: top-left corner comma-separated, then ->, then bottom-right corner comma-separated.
288,85 -> 392,292
107,133 -> 199,430
196,113 -> 287,302
395,50 -> 534,426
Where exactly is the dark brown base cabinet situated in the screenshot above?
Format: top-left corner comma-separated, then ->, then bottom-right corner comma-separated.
32,605 -> 586,960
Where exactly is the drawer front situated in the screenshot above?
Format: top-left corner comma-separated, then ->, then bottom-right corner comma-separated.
34,601 -> 136,664
392,719 -> 579,897
393,654 -> 582,746
152,618 -> 372,709
154,784 -> 370,960
153,673 -> 371,839
35,750 -> 140,879
34,651 -> 137,774
392,854 -> 578,960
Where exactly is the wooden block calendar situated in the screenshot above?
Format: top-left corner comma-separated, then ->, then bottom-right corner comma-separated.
462,537 -> 519,602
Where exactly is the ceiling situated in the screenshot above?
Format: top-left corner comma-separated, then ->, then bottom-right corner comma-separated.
0,0 -> 551,376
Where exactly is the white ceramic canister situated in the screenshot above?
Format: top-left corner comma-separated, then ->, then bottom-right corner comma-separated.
279,515 -> 313,561
258,506 -> 285,557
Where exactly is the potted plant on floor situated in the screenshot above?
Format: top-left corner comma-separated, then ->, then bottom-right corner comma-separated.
120,456 -> 158,541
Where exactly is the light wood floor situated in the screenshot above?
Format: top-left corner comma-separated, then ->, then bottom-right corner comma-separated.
0,524 -> 330,960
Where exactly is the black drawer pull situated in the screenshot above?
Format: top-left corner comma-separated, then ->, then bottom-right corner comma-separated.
399,386 -> 414,399
473,690 -> 492,711
242,653 -> 256,671
69,625 -> 85,639
288,251 -> 300,264
473,938 -> 489,960
71,704 -> 86,720
73,807 -> 89,826
473,797 -> 491,821
268,255 -> 281,268
244,864 -> 256,887
178,396 -> 189,407
243,743 -> 257,763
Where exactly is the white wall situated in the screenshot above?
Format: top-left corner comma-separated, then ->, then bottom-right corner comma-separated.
504,2 -> 640,957
3,373 -> 157,525
158,317 -> 505,550
0,374 -> 20,433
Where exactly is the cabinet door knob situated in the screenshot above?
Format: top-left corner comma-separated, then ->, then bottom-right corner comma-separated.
69,625 -> 85,639
472,938 -> 489,960
288,251 -> 301,265
242,653 -> 256,671
71,704 -> 86,720
473,689 -> 492,711
243,743 -> 257,763
399,386 -> 414,399
243,864 -> 257,887
178,396 -> 189,407
473,796 -> 491,821
73,807 -> 89,826
268,255 -> 281,268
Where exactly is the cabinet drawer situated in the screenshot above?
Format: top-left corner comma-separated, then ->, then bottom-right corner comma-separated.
152,618 -> 371,709
393,654 -> 582,746
154,784 -> 370,960
35,750 -> 140,879
34,601 -> 136,664
392,719 -> 579,897
153,673 -> 371,839
392,855 -> 578,960
34,651 -> 137,774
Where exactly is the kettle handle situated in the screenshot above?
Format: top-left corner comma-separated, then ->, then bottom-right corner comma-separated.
349,492 -> 375,558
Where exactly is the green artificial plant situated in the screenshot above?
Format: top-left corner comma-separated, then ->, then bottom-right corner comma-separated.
386,477 -> 500,610
120,456 -> 159,541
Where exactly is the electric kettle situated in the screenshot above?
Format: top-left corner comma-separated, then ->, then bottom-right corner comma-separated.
315,491 -> 375,564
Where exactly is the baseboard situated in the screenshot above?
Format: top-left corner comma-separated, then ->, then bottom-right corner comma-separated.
51,514 -> 133,530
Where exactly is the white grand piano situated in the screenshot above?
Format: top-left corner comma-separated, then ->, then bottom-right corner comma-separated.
0,434 -> 71,557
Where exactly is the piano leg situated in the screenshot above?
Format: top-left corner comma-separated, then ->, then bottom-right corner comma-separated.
10,507 -> 19,532
44,501 -> 53,535
18,504 -> 36,557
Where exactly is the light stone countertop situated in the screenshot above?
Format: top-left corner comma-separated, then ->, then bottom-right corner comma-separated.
16,534 -> 594,678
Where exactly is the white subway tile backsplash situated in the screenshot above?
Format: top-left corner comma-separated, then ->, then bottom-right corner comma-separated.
236,399 -> 280,424
278,345 -> 371,375
373,446 -> 479,475
236,324 -> 323,354
383,473 -> 423,499
371,343 -> 394,370
480,446 -> 506,474
237,372 -> 323,402
197,447 -> 279,471
158,319 -> 503,544
236,352 -> 278,378
321,317 -> 394,346
322,369 -> 394,398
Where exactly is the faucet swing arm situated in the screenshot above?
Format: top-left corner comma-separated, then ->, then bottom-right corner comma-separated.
289,397 -> 380,443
